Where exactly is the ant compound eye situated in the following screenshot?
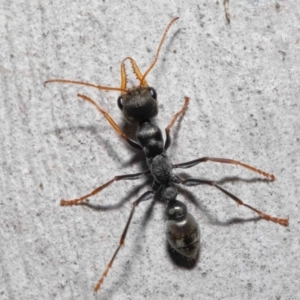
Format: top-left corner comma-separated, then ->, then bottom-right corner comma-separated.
149,87 -> 157,100
117,96 -> 124,110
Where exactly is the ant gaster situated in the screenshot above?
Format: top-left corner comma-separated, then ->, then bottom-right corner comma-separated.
45,17 -> 289,292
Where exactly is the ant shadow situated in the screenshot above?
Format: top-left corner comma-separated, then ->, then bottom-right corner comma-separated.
46,87 -> 274,283
46,123 -> 148,170
81,173 -> 268,273
47,117 -> 272,274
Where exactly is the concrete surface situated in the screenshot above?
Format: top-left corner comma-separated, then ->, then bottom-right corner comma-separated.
1,1 -> 299,299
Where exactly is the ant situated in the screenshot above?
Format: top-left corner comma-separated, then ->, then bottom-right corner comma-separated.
45,17 -> 289,293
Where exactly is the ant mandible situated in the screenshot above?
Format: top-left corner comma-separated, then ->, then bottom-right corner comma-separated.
45,17 -> 288,293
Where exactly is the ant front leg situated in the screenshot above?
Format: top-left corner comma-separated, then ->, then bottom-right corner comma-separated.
164,96 -> 190,150
61,170 -> 150,206
77,94 -> 142,150
173,157 -> 275,180
94,190 -> 154,292
179,177 -> 288,227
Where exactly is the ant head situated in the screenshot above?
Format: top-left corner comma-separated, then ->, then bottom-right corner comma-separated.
116,17 -> 179,123
117,56 -> 158,123
117,86 -> 158,123
45,18 -> 178,125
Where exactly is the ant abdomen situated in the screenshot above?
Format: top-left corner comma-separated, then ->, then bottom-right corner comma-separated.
165,199 -> 200,259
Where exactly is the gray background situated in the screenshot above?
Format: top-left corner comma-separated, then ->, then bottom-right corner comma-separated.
1,1 -> 299,299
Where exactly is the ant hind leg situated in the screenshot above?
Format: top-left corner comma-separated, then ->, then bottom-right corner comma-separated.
179,177 -> 288,227
94,190 -> 154,292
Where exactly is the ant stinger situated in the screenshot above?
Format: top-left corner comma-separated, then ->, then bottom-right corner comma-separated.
45,17 -> 289,293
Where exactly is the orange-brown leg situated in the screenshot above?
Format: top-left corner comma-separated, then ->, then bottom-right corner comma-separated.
164,96 -> 190,150
60,170 -> 150,206
180,178 -> 288,226
173,157 -> 275,180
94,190 -> 154,292
77,93 -> 141,150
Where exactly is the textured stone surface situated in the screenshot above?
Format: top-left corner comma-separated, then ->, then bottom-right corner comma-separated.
1,1 -> 298,299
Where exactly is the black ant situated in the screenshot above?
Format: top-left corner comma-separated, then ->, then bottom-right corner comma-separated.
45,17 -> 289,292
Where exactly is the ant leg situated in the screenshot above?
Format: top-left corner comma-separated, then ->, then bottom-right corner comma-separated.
94,190 -> 154,292
77,93 -> 142,150
164,97 -> 190,150
179,178 -> 288,227
61,170 -> 150,206
173,157 -> 275,180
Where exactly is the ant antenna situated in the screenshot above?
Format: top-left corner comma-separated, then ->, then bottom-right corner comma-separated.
140,17 -> 179,86
44,79 -> 128,94
44,18 -> 179,93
